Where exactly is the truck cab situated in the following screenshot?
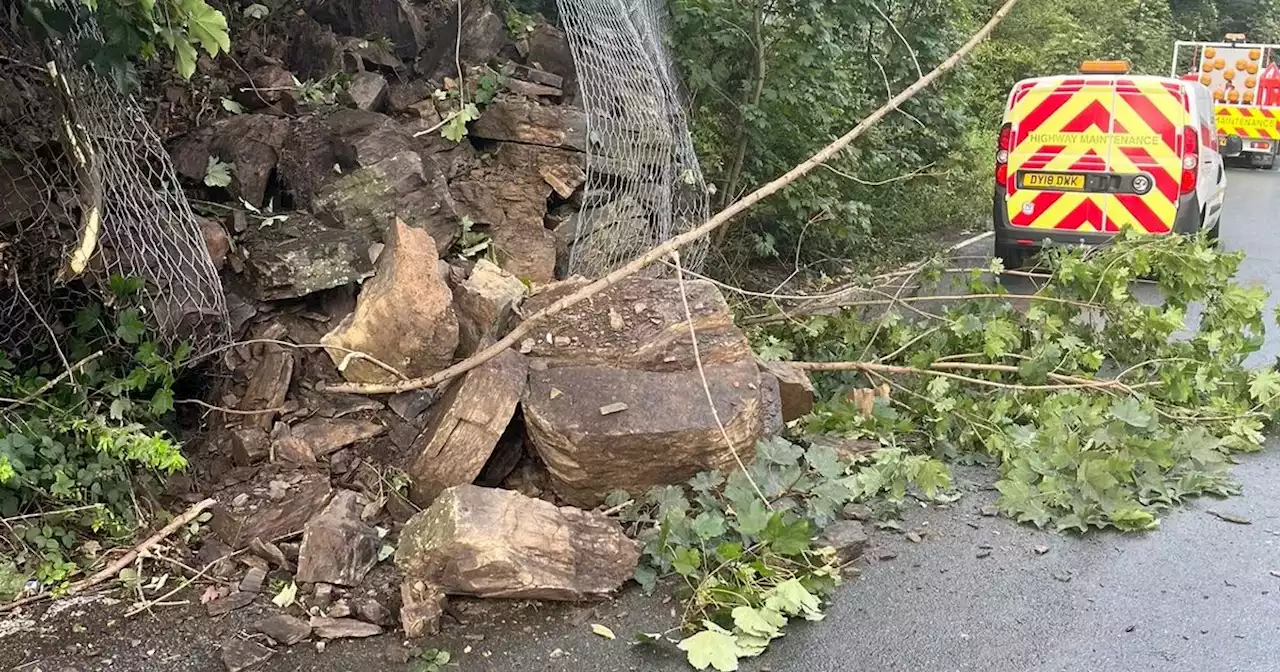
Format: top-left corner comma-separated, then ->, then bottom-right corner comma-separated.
1174,34 -> 1280,169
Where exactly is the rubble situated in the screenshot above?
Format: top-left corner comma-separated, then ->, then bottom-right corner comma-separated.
341,72 -> 389,112
819,521 -> 869,564
395,485 -> 638,600
221,639 -> 275,672
758,360 -> 815,422
400,580 -> 446,638
236,323 -> 295,432
295,490 -> 381,586
406,350 -> 527,506
255,614 -> 313,646
304,0 -> 426,59
239,567 -> 267,594
351,597 -> 394,626
310,617 -> 384,639
229,428 -> 270,467
206,590 -> 256,617
453,259 -> 526,356
209,467 -> 332,549
469,98 -> 588,151
321,217 -> 459,384
312,151 -> 460,252
238,214 -> 376,301
287,416 -> 385,457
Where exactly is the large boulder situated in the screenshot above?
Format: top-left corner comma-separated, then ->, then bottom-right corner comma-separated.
519,277 -> 765,506
469,98 -> 587,151
321,217 -> 459,384
417,0 -> 506,81
395,485 -> 638,600
313,151 -> 460,252
303,0 -> 426,60
405,350 -> 527,507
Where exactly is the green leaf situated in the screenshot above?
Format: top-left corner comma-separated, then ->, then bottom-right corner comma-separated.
590,624 -> 616,640
242,3 -> 269,19
764,579 -> 823,620
677,626 -> 742,671
184,0 -> 231,55
633,565 -> 657,594
671,546 -> 701,577
1110,397 -> 1154,429
220,97 -> 244,114
760,514 -> 811,556
691,511 -> 727,541
203,156 -> 232,188
441,104 -> 480,143
173,39 -> 197,79
732,499 -> 770,537
116,309 -> 146,344
731,605 -> 785,638
1248,369 -> 1280,405
271,581 -> 297,608
149,388 -> 174,415
714,541 -> 743,562
756,437 -> 803,466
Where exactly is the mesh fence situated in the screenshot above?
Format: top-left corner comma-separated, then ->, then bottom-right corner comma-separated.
555,0 -> 710,277
0,1 -> 227,360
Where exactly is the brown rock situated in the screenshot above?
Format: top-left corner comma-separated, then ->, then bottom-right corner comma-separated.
490,223 -> 557,285
386,80 -> 434,113
270,423 -> 317,464
313,151 -> 461,254
239,566 -> 267,594
452,259 -> 526,356
238,212 -> 376,301
304,0 -> 426,59
230,428 -> 270,467
289,417 -> 385,457
321,217 -> 459,384
417,0 -> 505,80
198,216 -> 231,271
254,614 -> 312,646
237,323 -> 294,432
220,638 -> 274,672
757,360 -> 815,422
215,114 -> 289,208
351,597 -> 393,626
505,78 -> 563,99
525,24 -> 577,97
247,538 -> 293,571
209,467 -> 332,549
295,490 -> 380,586
400,580 -> 446,638
237,65 -> 298,112
819,521 -> 869,563
469,99 -> 587,150
395,485 -> 638,600
341,72 -> 389,112
520,277 -> 752,371
539,161 -> 585,199
758,369 -> 782,437
310,617 -> 383,639
523,361 -> 764,507
284,16 -> 345,80
196,539 -> 239,579
407,350 -> 527,507
206,590 -> 256,617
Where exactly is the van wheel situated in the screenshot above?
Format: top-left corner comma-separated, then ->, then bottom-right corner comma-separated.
995,242 -> 1031,270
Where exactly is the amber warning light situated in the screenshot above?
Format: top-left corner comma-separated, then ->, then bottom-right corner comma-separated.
1079,59 -> 1132,74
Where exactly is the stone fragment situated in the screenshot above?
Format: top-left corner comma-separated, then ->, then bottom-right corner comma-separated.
221,638 -> 274,672
395,485 -> 638,600
400,580 -> 446,638
198,215 -> 231,271
327,600 -> 352,618
525,24 -> 577,95
206,590 -> 256,617
757,360 -> 815,422
386,80 -> 433,113
229,428 -> 270,467
296,490 -> 380,586
321,217 -> 459,384
341,72 -> 389,112
310,617 -> 383,639
271,423 -> 317,464
247,538 -> 292,571
289,417 -> 385,457
505,78 -> 563,99
238,213 -> 376,301
469,98 -> 587,150
236,65 -> 298,112
284,17 -> 345,80
351,597 -> 393,626
196,539 -> 240,579
239,566 -> 267,594
819,521 -> 869,564
523,361 -> 763,507
452,259 -> 526,357
417,0 -> 505,80
216,114 -> 289,208
209,467 -> 332,549
254,614 -> 312,646
406,350 -> 527,507
236,324 -> 294,431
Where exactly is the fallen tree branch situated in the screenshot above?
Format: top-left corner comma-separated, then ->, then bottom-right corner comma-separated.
0,498 -> 216,613
326,0 -> 1023,396
791,360 -> 1143,393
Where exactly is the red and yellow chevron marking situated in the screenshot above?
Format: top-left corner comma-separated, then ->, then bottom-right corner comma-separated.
1004,78 -> 1185,235
1215,105 -> 1280,139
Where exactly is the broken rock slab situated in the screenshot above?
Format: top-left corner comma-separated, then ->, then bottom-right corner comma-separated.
340,71 -> 389,112
395,485 -> 638,601
322,217 -> 459,384
519,277 -> 753,372
304,0 -> 426,60
758,359 -> 815,422
255,614 -> 312,646
221,638 -> 274,672
295,490 -> 380,586
469,98 -> 587,151
819,520 -> 869,564
406,350 -> 527,507
523,361 -> 765,508
209,467 -> 332,549
453,259 -> 526,357
400,580 -> 446,638
313,151 -> 460,252
239,213 -> 376,301
288,416 -> 385,458
417,0 -> 506,80
235,323 -> 294,432
310,617 -> 383,639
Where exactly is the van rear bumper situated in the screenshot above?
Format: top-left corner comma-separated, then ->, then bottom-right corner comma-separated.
992,189 -> 1200,249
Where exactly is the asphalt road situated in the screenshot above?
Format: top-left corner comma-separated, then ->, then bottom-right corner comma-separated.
6,170 -> 1280,672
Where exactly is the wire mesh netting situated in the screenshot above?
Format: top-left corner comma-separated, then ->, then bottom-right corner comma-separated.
0,1 -> 227,361
555,0 -> 710,277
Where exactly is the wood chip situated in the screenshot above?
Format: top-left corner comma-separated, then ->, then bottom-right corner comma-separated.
599,402 -> 628,416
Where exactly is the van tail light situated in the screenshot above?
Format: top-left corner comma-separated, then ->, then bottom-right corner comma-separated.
996,123 -> 1012,187
1180,126 -> 1198,195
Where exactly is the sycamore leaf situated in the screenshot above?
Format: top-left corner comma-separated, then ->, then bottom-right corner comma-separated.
691,511 -> 727,541
732,499 -> 770,537
184,0 -> 231,55
677,626 -> 742,671
1248,368 -> 1280,405
220,97 -> 244,114
1110,397 -> 1154,429
173,39 -> 198,79
204,156 -> 232,188
731,605 -> 785,638
761,514 -> 811,556
243,3 -> 269,19
764,579 -> 823,620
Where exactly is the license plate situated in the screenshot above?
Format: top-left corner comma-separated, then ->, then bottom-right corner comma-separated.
1020,172 -> 1086,191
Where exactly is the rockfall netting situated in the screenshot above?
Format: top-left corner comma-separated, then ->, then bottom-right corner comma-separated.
0,2 -> 227,360
555,0 -> 711,277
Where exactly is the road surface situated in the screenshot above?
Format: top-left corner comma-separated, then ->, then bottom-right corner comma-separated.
5,170 -> 1280,672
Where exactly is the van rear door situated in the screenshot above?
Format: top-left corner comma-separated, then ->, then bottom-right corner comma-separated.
1004,77 -> 1187,235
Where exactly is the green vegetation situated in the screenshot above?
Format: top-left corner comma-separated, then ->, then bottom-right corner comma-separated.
669,0 -> 1279,270
0,276 -> 188,595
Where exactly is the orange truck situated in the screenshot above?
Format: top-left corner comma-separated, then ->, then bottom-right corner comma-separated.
1173,34 -> 1280,168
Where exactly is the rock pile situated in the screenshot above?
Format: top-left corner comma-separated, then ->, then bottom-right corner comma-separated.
170,0 -> 816,657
